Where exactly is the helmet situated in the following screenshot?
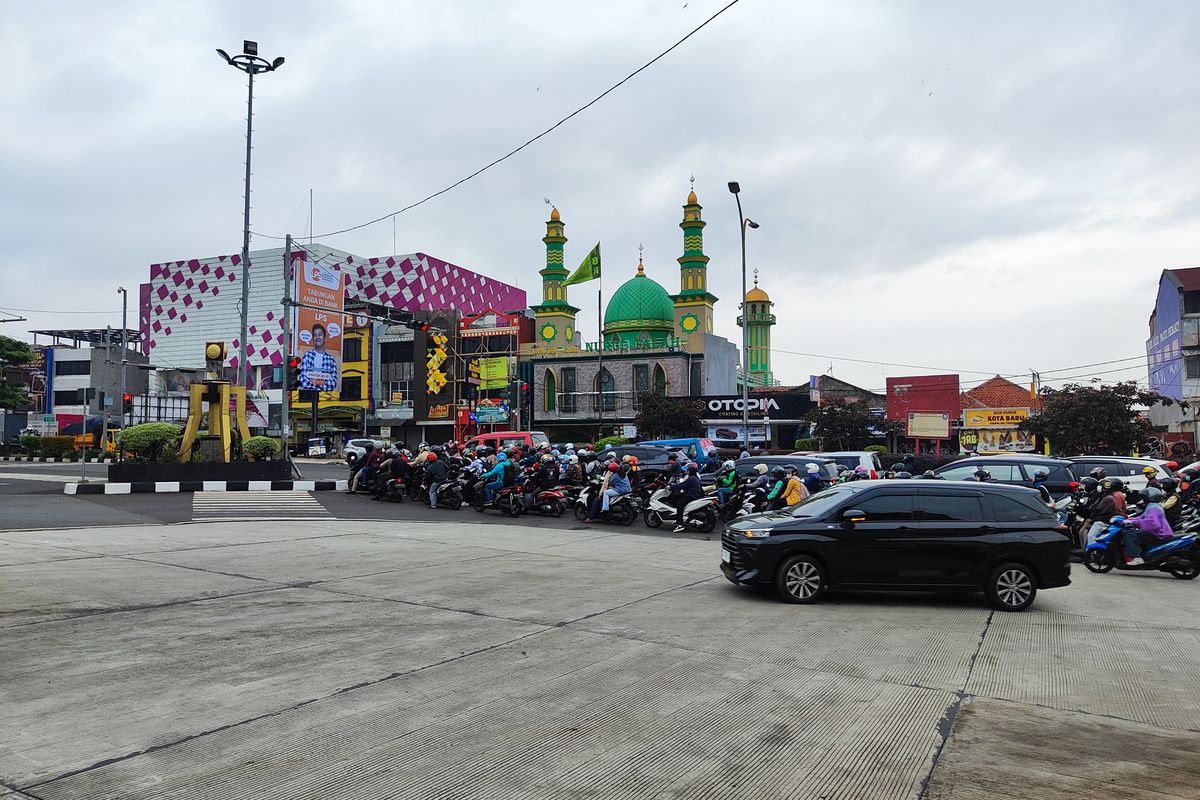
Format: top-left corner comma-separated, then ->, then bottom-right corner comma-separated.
607,462 -> 619,472
1142,486 -> 1165,503
921,470 -> 937,479
1165,460 -> 1179,471
604,443 -> 613,451
622,454 -> 632,463
973,468 -> 991,482
1032,469 -> 1048,481
806,463 -> 820,474
1142,465 -> 1158,477
497,453 -> 508,463
1160,477 -> 1179,493
771,467 -> 786,479
1101,478 -> 1121,492
707,449 -> 718,458
1179,468 -> 1200,483
853,465 -> 868,474
722,460 -> 735,471
577,448 -> 587,456
419,442 -> 429,450
363,443 -> 375,452
667,453 -> 679,462
629,456 -> 639,466
565,442 -> 574,450
687,462 -> 699,472
568,455 -> 579,464
541,454 -> 554,462
1078,476 -> 1099,493
894,471 -> 913,479
427,452 -> 438,461
387,447 -> 399,456
1088,466 -> 1107,479
754,463 -> 768,475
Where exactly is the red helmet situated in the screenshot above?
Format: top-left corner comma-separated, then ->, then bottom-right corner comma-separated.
1166,461 -> 1179,470
428,452 -> 438,461
607,462 -> 619,472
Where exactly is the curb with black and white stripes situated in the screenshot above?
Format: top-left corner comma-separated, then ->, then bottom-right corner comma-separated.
65,480 -> 348,495
2,455 -> 116,463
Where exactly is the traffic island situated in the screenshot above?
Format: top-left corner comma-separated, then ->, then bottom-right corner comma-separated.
65,479 -> 347,495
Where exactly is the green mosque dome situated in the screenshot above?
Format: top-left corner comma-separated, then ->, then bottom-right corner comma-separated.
603,258 -> 676,347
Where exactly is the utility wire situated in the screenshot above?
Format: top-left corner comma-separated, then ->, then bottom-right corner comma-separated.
251,0 -> 745,241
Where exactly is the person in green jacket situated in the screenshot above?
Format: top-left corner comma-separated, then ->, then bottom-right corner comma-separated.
716,460 -> 739,505
766,467 -> 788,511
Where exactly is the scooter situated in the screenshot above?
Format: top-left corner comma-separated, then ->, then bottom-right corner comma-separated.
1084,516 -> 1200,579
474,485 -> 525,517
372,475 -> 406,503
348,462 -> 383,495
643,487 -> 718,533
573,483 -> 640,525
418,472 -> 466,510
523,479 -> 567,517
716,484 -> 763,522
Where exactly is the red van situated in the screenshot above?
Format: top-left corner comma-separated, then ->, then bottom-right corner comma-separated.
464,430 -> 550,452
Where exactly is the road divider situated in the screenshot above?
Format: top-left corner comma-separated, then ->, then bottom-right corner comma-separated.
65,480 -> 348,495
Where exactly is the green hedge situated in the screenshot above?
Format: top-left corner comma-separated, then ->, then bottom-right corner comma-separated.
244,436 -> 281,461
865,445 -> 889,454
41,436 -> 76,458
596,436 -> 629,448
793,438 -> 819,451
120,423 -> 182,463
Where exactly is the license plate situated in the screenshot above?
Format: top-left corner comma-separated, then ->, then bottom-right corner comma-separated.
721,549 -> 732,563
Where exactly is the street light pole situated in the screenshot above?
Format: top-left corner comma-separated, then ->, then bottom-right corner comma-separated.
117,287 -> 128,462
728,181 -> 759,455
217,40 -> 285,389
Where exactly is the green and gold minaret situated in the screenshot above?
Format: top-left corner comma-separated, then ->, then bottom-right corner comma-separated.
738,270 -> 776,387
672,183 -> 717,353
531,207 -> 580,348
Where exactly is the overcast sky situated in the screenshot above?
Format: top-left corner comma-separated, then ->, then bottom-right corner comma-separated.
3,0 -> 1197,394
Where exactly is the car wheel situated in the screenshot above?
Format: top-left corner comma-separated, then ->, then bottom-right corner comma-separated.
696,506 -> 717,534
774,555 -> 827,604
573,503 -> 589,521
643,509 -> 664,528
1083,549 -> 1112,574
986,562 -> 1037,612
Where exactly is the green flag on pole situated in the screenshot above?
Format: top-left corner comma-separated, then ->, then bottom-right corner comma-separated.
562,242 -> 601,286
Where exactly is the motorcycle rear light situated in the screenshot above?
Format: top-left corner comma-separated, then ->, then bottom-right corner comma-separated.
1069,481 -> 1080,490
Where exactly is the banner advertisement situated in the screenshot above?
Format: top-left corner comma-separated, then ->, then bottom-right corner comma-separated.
478,357 -> 509,390
707,424 -> 769,443
428,403 -> 451,420
474,398 -> 510,424
907,411 -> 951,439
963,428 -> 1036,454
292,255 -> 344,393
964,408 -> 1030,428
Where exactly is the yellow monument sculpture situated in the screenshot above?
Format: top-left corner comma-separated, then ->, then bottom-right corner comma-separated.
179,341 -> 252,463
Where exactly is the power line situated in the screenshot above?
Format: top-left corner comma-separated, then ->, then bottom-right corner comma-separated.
0,305 -> 121,315
251,0 -> 745,241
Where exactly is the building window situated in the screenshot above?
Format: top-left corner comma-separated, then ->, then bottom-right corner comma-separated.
690,361 -> 702,395
594,368 -> 616,412
1187,356 -> 1200,379
561,368 -> 576,412
54,389 -> 85,406
1186,291 -> 1200,315
340,376 -> 363,401
633,364 -> 649,409
653,363 -> 667,396
54,360 -> 90,376
544,369 -> 557,412
343,336 -> 362,362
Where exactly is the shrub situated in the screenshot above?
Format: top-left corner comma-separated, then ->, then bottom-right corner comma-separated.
41,436 -> 76,458
793,438 -> 819,451
865,445 -> 889,454
120,422 -> 182,463
596,436 -> 628,449
244,436 -> 281,461
19,431 -> 41,454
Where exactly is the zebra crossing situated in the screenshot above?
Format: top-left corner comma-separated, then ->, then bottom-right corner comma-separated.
191,491 -> 334,521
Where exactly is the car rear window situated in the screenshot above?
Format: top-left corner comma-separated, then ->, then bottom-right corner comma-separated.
920,494 -> 984,522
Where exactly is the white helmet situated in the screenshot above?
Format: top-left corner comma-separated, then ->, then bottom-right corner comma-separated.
541,453 -> 554,462
721,460 -> 735,471
568,454 -> 579,464
565,442 -> 574,451
577,448 -> 587,456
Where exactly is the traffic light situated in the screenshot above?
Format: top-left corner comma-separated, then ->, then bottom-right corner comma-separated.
519,381 -> 529,394
122,393 -> 133,415
287,356 -> 301,388
405,319 -> 430,332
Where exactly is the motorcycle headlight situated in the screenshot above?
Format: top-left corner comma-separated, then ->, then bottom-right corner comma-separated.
739,529 -> 771,538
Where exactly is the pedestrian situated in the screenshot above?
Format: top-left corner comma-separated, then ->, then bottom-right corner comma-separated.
425,451 -> 449,508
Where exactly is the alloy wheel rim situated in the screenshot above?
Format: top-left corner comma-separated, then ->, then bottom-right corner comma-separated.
785,562 -> 820,599
997,569 -> 1032,606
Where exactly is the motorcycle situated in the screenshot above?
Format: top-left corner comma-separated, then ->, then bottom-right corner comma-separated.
522,479 -> 568,517
643,486 -> 718,532
373,475 -> 407,503
347,462 -> 383,495
572,482 -> 640,525
716,484 -> 763,522
1084,516 -> 1200,579
474,485 -> 525,517
417,471 -> 466,510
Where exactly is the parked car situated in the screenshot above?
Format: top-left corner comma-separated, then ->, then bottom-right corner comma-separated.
464,430 -> 549,453
791,450 -> 884,479
1067,456 -> 1173,492
734,456 -> 840,484
933,455 -> 1077,497
638,437 -> 718,471
721,480 -> 1071,611
345,438 -> 391,466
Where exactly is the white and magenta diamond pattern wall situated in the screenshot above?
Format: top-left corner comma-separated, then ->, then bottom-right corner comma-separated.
140,245 -> 526,375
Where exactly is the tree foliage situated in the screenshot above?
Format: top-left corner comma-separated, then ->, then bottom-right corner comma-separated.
805,402 -> 898,450
1020,381 -> 1177,455
0,335 -> 34,409
244,435 -> 281,461
633,394 -> 704,440
119,422 -> 182,463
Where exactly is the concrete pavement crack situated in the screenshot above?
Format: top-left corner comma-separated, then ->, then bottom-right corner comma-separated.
916,609 -> 993,800
2,585 -> 285,629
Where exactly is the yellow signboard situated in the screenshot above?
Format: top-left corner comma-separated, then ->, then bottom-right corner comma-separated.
479,357 -> 508,390
963,408 -> 1030,428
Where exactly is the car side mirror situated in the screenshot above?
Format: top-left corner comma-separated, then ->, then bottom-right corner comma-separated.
842,509 -> 866,524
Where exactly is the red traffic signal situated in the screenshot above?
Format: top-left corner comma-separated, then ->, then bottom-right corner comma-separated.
520,382 -> 529,392
288,356 -> 301,368
122,392 -> 133,402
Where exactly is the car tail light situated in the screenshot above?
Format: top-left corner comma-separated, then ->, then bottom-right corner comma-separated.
1068,481 -> 1079,490
870,470 -> 877,479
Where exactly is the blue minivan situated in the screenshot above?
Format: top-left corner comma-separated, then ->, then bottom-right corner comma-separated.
638,437 -> 718,471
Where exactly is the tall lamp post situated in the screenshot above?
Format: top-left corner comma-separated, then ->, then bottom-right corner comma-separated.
217,40 -> 285,388
728,181 -> 759,455
117,287 -> 128,461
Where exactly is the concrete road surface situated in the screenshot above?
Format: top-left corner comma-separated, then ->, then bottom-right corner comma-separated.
1,519 -> 1198,799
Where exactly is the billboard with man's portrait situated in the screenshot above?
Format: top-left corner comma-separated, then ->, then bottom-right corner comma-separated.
292,255 -> 345,393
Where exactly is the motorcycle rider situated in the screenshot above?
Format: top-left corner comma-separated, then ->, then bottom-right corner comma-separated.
586,462 -> 631,521
479,452 -> 511,504
564,454 -> 585,486
371,447 -> 408,500
1082,478 -> 1122,545
781,464 -> 809,508
349,443 -> 386,493
662,453 -> 683,482
1030,469 -> 1053,505
972,468 -> 992,483
669,462 -> 705,532
801,463 -> 823,494
715,460 -> 739,505
1122,502 -> 1174,566
1160,477 -> 1183,528
1141,465 -> 1161,490
765,467 -> 789,510
425,451 -> 449,509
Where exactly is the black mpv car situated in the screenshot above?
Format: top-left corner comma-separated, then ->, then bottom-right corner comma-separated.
720,481 -> 1071,611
